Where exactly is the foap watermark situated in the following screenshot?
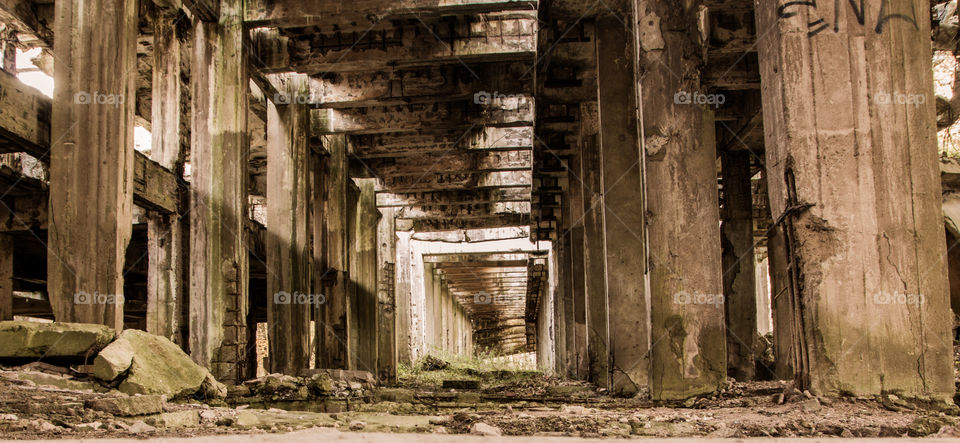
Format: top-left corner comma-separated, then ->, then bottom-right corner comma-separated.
474,291 -> 500,305
872,291 -> 925,306
673,291 -> 724,307
274,291 -> 327,306
474,91 -> 523,105
74,291 -> 124,305
274,92 -> 319,106
674,91 -> 725,108
873,92 -> 927,107
74,91 -> 125,107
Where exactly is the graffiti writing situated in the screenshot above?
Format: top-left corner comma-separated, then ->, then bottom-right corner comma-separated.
777,0 -> 919,37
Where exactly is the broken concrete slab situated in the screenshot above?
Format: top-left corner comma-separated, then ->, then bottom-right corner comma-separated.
0,321 -> 114,358
114,329 -> 208,397
143,410 -> 200,428
92,336 -> 134,381
85,395 -> 164,416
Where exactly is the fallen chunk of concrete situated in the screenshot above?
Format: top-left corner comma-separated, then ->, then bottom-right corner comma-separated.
144,410 -> 200,428
0,321 -> 114,358
470,422 -> 502,436
127,420 -> 156,434
85,395 -> 165,416
114,329 -> 208,397
92,337 -> 134,381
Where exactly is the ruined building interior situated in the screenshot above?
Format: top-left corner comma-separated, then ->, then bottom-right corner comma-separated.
3,0 -> 960,440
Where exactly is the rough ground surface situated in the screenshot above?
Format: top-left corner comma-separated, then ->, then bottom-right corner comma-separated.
1,356 -> 959,440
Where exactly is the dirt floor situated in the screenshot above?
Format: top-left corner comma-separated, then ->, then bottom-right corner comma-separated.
1,353 -> 960,441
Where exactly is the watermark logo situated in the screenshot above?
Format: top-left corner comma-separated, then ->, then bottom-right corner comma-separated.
273,92 -> 324,106
474,291 -> 496,305
673,291 -> 724,307
873,92 -> 926,107
474,91 -> 523,105
74,291 -> 124,305
674,91 -> 725,108
274,291 -> 326,306
872,292 -> 924,306
74,91 -> 125,107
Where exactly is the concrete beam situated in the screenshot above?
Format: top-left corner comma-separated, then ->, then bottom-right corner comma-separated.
316,100 -> 533,135
244,0 -> 536,27
252,12 -> 536,74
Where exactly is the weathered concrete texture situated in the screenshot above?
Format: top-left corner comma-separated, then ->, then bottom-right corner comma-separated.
93,336 -> 135,381
595,14 -> 649,397
319,131 -> 351,370
639,3 -> 726,400
146,12 -> 185,346
115,329 -> 210,397
189,0 -> 250,384
721,151 -> 757,381
579,100 -> 609,389
0,321 -> 115,358
47,0 -> 137,329
757,0 -> 954,400
351,179 -> 380,374
376,208 -> 398,384
266,80 -> 312,376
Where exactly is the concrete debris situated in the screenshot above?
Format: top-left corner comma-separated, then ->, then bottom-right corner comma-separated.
0,321 -> 114,358
85,395 -> 165,416
470,422 -> 502,436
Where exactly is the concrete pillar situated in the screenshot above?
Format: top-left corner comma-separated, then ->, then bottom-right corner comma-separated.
0,235 -> 11,320
189,0 -> 250,383
319,132 -> 350,369
756,0 -> 953,400
351,179 -> 380,373
637,2 -> 726,400
566,147 -> 588,380
146,10 -> 185,345
346,182 -> 359,370
395,230 -> 414,364
721,150 -> 757,380
434,273 -> 444,350
595,14 -> 651,396
423,263 -> 436,349
552,241 -> 568,374
49,0 -> 137,329
579,100 -> 609,388
266,79 -> 312,376
377,208 -> 397,384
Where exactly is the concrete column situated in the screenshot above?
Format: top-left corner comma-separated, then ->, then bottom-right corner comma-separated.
552,241 -> 568,374
377,209 -> 397,384
579,100 -> 609,388
756,0 -> 953,400
595,14 -> 651,396
351,179 -> 380,373
434,272 -> 444,350
319,131 -> 350,369
0,235 -> 11,320
395,229 -> 414,364
0,25 -> 15,75
566,147 -> 588,380
189,0 -> 250,383
49,0 -> 137,329
346,182 -> 359,370
637,2 -> 726,400
146,10 -> 185,345
721,151 -> 757,380
423,263 -> 436,349
266,79 -> 312,376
